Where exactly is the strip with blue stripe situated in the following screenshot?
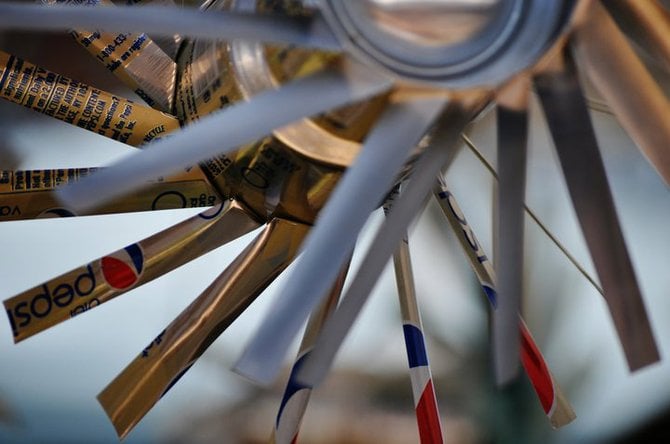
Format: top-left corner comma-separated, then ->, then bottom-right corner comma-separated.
482,284 -> 497,308
276,351 -> 311,428
403,324 -> 429,368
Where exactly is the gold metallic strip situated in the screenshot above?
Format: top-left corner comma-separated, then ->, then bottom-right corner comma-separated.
98,217 -> 309,439
604,0 -> 670,72
0,166 -> 209,192
572,1 -> 670,186
0,50 -> 179,147
3,199 -> 261,342
0,49 -> 231,205
52,0 -> 176,112
0,168 -> 220,221
0,167 -> 98,193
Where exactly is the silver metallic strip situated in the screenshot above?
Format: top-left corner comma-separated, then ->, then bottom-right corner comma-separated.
534,50 -> 659,372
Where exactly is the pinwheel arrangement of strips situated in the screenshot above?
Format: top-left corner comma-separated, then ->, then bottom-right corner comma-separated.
0,0 -> 668,442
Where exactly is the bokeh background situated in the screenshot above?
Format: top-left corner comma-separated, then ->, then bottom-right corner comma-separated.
1,5 -> 669,443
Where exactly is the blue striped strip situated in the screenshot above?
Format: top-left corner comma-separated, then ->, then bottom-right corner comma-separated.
276,351 -> 311,427
482,284 -> 497,308
403,324 -> 429,368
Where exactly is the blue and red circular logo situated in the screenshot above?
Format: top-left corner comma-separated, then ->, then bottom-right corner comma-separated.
101,244 -> 145,290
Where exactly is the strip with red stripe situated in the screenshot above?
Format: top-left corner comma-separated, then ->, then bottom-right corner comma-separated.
416,380 -> 443,444
520,323 -> 554,413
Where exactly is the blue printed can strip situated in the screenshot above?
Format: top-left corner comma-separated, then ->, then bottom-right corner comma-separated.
403,323 -> 443,444
0,168 -> 221,222
272,259 -> 347,444
386,217 -> 444,443
3,200 -> 260,342
433,179 -> 575,427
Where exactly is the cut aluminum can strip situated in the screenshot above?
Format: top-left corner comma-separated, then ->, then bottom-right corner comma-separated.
45,0 -> 176,112
272,257 -> 349,444
572,0 -> 670,186
98,217 -> 309,440
127,0 -> 183,61
534,48 -> 660,371
0,50 -> 180,147
0,168 -> 220,221
433,177 -> 575,427
493,82 -> 529,385
233,97 -> 447,385
0,49 -> 233,207
294,98 -> 479,388
384,189 -> 444,444
4,199 -> 261,342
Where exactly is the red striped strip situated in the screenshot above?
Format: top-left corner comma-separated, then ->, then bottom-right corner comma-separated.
415,380 -> 443,444
520,324 -> 554,413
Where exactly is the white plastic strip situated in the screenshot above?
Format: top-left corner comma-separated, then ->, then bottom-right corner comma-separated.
57,64 -> 392,212
295,104 -> 473,387
233,98 -> 447,385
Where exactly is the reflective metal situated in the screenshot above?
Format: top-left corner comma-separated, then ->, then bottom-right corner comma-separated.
98,217 -> 309,439
0,168 -> 219,222
535,49 -> 660,371
171,0 -> 390,223
230,0 -> 386,168
318,0 -> 574,89
3,200 -> 260,342
344,0 -> 504,47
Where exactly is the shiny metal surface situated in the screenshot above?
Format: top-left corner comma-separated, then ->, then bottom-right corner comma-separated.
580,0 -> 670,186
345,0 -> 504,47
318,0 -> 574,88
3,199 -> 260,342
172,0 -> 390,224
1,0 -> 669,441
98,217 -> 309,439
535,50 -> 660,371
230,0 -> 386,168
0,168 -> 219,222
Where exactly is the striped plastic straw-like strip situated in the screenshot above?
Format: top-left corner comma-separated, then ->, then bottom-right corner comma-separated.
433,176 -> 575,428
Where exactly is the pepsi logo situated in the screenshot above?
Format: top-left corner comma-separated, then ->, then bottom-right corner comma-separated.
101,244 -> 145,290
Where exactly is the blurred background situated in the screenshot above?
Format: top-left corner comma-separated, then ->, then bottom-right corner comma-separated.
0,3 -> 669,443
